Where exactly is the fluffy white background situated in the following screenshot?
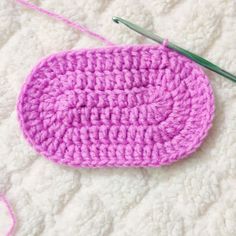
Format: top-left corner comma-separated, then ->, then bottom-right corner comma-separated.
0,0 -> 236,235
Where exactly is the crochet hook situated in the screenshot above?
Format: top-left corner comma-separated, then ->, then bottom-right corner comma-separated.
112,16 -> 236,83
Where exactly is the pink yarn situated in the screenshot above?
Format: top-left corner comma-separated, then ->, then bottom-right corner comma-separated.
16,1 -> 215,168
0,194 -> 16,236
16,0 -> 114,46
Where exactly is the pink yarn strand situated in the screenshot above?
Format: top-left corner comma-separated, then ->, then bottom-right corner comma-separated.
16,0 -> 115,46
0,194 -> 16,236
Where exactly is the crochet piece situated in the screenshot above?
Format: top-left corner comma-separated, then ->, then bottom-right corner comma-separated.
17,44 -> 214,168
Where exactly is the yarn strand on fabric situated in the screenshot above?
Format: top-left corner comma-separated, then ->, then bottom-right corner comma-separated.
16,0 -> 114,46
0,194 -> 16,236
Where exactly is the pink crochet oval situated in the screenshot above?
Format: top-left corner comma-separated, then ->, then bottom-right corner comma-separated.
17,44 -> 214,168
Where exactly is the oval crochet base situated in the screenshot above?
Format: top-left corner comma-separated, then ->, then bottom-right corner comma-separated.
17,44 -> 214,168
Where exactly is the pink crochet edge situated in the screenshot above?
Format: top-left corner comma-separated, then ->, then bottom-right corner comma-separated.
0,194 -> 16,236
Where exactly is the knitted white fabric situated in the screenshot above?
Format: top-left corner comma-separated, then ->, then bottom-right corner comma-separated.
0,0 -> 236,235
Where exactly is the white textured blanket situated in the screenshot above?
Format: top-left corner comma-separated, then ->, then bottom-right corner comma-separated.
0,0 -> 236,235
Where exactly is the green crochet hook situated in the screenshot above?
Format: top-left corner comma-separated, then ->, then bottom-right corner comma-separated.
112,16 -> 236,83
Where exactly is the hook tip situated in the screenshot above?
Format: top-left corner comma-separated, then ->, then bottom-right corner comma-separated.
112,16 -> 120,24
